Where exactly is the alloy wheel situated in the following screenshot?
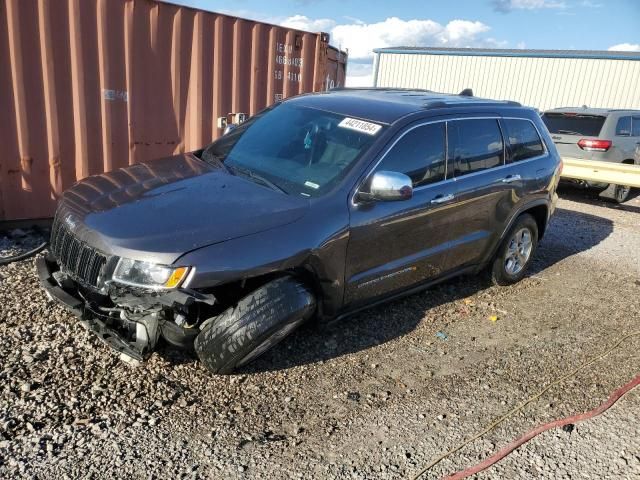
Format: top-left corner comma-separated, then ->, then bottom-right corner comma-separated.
504,228 -> 533,276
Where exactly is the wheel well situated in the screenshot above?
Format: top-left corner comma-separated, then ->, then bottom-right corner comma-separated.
523,205 -> 548,240
203,268 -> 320,314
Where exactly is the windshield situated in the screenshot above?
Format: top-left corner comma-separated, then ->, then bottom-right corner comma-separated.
201,103 -> 383,197
542,113 -> 606,137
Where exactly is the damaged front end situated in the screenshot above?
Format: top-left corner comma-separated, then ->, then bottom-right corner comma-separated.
36,216 -> 216,361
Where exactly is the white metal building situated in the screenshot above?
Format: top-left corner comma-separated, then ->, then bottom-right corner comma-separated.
373,47 -> 640,112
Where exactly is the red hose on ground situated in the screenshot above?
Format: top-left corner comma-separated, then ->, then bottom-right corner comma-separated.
444,373 -> 640,480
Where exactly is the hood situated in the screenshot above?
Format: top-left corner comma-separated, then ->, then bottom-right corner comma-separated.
59,153 -> 309,265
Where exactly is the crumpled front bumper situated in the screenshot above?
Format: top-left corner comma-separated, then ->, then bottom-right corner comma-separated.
36,255 -> 147,361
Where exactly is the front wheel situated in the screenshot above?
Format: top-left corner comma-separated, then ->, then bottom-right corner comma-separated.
194,277 -> 316,374
491,214 -> 539,286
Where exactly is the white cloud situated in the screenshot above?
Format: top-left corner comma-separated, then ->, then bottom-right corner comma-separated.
342,16 -> 366,25
492,0 -> 566,12
444,20 -> 491,43
346,74 -> 374,88
608,43 -> 640,52
211,12 -> 501,89
328,17 -> 491,60
308,16 -> 496,86
343,60 -> 375,87
279,15 -> 336,33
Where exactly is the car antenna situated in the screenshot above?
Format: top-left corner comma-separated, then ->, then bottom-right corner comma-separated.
459,88 -> 474,97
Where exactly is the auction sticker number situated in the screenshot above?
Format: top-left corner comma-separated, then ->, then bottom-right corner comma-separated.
338,117 -> 382,136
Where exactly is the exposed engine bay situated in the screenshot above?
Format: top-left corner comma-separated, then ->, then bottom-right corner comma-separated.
38,252 -> 232,361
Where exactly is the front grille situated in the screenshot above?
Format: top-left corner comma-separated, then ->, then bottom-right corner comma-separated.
50,215 -> 107,287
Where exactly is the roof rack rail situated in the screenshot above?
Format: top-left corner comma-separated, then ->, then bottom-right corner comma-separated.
459,88 -> 474,96
425,101 -> 448,109
329,87 -> 436,93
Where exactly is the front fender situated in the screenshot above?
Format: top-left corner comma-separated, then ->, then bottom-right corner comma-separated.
175,208 -> 350,318
176,229 -> 313,289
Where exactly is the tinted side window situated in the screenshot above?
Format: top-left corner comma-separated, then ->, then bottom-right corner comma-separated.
616,116 -> 632,136
632,117 -> 640,137
502,118 -> 544,162
448,119 -> 504,177
375,123 -> 446,187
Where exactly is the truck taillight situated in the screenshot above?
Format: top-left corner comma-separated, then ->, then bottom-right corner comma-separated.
577,139 -> 612,152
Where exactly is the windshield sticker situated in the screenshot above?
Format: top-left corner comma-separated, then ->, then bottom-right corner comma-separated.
338,117 -> 382,136
304,181 -> 320,189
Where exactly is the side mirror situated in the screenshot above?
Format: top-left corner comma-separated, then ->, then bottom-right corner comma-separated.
360,171 -> 413,202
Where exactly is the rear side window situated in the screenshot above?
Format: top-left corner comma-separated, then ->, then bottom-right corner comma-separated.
376,123 -> 446,187
502,118 -> 545,162
633,117 -> 640,137
616,116 -> 632,136
542,113 -> 606,136
448,119 -> 504,177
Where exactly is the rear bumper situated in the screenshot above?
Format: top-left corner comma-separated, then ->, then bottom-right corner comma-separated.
36,255 -> 146,361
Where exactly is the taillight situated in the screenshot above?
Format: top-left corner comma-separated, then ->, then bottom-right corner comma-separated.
577,139 -> 612,152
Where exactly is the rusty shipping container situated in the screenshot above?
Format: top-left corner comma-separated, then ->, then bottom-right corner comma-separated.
0,0 -> 348,222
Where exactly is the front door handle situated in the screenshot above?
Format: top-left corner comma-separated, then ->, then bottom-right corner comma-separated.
501,174 -> 522,183
431,193 -> 454,204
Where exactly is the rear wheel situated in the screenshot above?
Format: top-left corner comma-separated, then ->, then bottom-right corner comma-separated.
599,182 -> 631,204
194,276 -> 316,374
613,184 -> 631,204
491,214 -> 539,286
599,159 -> 635,204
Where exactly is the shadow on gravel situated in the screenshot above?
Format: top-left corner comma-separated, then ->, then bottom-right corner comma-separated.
558,184 -> 640,214
529,207 -> 614,275
230,207 -> 614,374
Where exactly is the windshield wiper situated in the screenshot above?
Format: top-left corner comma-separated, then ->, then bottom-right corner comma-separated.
201,148 -> 229,170
227,165 -> 287,194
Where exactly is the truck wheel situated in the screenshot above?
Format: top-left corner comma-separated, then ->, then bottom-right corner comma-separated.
491,214 -> 538,286
194,277 -> 316,374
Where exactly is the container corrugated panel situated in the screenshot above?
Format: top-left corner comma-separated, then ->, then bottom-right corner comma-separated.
375,51 -> 640,112
0,0 -> 347,221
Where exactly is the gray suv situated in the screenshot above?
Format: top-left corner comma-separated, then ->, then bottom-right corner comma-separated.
542,108 -> 640,203
38,89 -> 561,374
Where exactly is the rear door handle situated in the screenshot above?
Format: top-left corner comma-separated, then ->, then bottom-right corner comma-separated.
430,193 -> 454,204
501,174 -> 522,183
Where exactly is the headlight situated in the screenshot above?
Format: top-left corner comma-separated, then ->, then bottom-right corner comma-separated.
112,258 -> 190,289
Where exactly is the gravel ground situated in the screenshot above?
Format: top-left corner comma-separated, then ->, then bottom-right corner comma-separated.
0,187 -> 639,479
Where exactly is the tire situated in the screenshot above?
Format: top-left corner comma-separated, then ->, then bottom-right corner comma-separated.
194,277 -> 316,374
599,183 -> 631,204
491,214 -> 539,286
613,184 -> 631,204
160,320 -> 199,350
